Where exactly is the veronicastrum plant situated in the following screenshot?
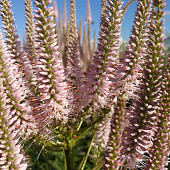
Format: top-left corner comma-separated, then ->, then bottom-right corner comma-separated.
0,0 -> 170,170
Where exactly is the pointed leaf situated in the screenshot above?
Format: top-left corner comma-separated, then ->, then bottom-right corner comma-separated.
77,131 -> 96,170
74,116 -> 103,142
91,160 -> 105,170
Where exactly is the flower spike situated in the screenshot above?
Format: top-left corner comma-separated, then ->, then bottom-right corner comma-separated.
62,22 -> 69,68
34,0 -> 69,125
83,0 -> 124,110
63,0 -> 67,30
0,0 -> 35,96
119,0 -> 166,169
104,93 -> 126,170
0,31 -> 36,138
90,0 -> 124,161
52,0 -> 58,20
65,0 -> 83,118
24,0 -> 38,91
143,1 -> 169,169
0,81 -> 27,170
111,0 -> 151,99
85,0 -> 93,25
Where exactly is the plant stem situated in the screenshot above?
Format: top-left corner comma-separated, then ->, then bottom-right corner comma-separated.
64,150 -> 67,170
76,117 -> 83,131
94,144 -> 101,166
65,146 -> 74,170
78,130 -> 96,170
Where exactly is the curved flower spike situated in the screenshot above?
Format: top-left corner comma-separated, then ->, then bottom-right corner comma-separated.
0,31 -> 36,138
0,35 -> 34,169
0,0 -> 35,97
0,85 -> 27,170
111,0 -> 151,99
119,0 -> 166,169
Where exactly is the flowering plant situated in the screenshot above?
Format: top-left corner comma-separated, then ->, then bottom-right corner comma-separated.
0,0 -> 169,169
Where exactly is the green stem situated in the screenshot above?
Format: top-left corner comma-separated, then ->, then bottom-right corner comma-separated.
65,146 -> 74,170
77,130 -> 96,170
76,117 -> 83,131
94,144 -> 102,166
64,150 -> 67,170
91,160 -> 105,170
76,102 -> 93,131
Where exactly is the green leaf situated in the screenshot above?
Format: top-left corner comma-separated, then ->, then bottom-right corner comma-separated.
74,116 -> 104,142
77,131 -> 96,170
91,160 -> 105,170
74,108 -> 111,142
30,135 -> 66,152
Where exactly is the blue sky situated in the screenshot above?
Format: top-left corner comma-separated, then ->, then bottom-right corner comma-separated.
1,0 -> 170,44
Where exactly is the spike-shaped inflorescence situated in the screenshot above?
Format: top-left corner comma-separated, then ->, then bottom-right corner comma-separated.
83,0 -> 123,110
122,0 -> 137,16
0,31 -> 36,138
65,0 -> 83,118
147,54 -> 170,169
111,0 -> 151,99
0,30 -> 34,169
93,104 -> 114,159
89,0 -> 124,162
52,0 -> 58,21
82,25 -> 88,72
78,18 -> 83,63
119,0 -> 166,169
85,0 -> 93,24
143,0 -> 169,169
86,0 -> 93,61
57,9 -> 63,60
0,80 -> 27,170
104,93 -> 126,170
34,0 -> 69,126
25,0 -> 36,61
62,22 -> 69,68
0,0 -> 34,97
0,0 -> 170,169
24,0 -> 38,91
63,0 -> 67,31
